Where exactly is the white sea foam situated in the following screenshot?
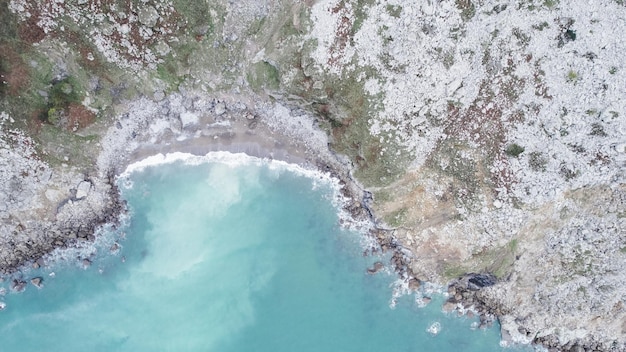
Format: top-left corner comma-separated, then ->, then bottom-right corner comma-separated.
427,322 -> 442,336
119,151 -> 374,233
41,213 -> 130,272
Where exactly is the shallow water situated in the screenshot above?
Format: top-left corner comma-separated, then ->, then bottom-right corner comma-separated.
0,153 -> 528,351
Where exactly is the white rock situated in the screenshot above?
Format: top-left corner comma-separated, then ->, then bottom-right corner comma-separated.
214,102 -> 226,116
179,112 -> 199,129
45,189 -> 63,203
138,6 -> 159,27
75,181 -> 91,200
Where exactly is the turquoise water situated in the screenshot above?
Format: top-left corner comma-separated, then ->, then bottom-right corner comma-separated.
0,153 -> 526,351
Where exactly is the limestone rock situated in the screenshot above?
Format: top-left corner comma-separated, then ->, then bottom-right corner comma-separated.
214,102 -> 226,116
75,181 -> 91,200
179,112 -> 199,129
138,6 -> 159,27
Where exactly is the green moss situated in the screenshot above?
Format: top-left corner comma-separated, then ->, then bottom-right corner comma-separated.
528,151 -> 547,172
566,70 -> 579,83
543,0 -> 559,8
247,61 -> 280,91
425,139 -> 487,209
172,0 -> 215,36
351,0 -> 376,36
50,77 -> 82,107
455,0 -> 476,21
505,143 -> 525,157
385,5 -> 403,18
384,208 -> 407,227
443,264 -> 467,280
590,123 -> 607,137
374,190 -> 392,202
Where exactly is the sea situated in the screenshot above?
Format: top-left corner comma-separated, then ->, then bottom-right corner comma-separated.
0,152 -> 531,351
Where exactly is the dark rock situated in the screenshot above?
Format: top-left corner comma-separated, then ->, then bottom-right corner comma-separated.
408,278 -> 421,291
467,273 -> 497,290
442,301 -> 457,312
367,261 -> 384,274
11,279 -> 27,292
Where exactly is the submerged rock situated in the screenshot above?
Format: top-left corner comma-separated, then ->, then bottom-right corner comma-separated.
366,261 -> 384,274
11,279 -> 27,293
408,277 -> 421,291
30,277 -> 43,288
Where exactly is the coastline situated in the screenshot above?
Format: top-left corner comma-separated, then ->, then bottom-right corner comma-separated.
0,91 -> 395,278
1,90 -> 618,351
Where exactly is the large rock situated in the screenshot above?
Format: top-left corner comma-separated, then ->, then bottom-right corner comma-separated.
138,6 -> 159,27
30,277 -> 43,288
467,273 -> 497,291
11,279 -> 27,293
179,112 -> 199,129
75,181 -> 91,200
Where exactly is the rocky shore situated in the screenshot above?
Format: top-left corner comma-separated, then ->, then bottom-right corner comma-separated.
1,90 -> 384,264
2,0 -> 625,350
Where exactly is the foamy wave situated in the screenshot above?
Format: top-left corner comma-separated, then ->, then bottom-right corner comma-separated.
427,322 -> 442,336
42,213 -> 130,271
120,151 -> 374,231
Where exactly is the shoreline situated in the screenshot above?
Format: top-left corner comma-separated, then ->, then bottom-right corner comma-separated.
1,92 -> 397,278
0,91 -> 596,351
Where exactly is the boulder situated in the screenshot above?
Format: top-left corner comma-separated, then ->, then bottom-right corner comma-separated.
138,6 -> 159,27
214,102 -> 226,116
11,279 -> 27,293
179,112 -> 199,129
366,261 -> 384,274
467,273 -> 497,291
408,277 -> 421,291
30,277 -> 43,288
75,181 -> 91,200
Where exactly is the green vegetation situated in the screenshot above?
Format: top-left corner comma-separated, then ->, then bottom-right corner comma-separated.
528,151 -> 547,172
609,66 -> 618,74
384,208 -> 407,227
351,0 -> 376,36
172,0 -> 215,36
566,70 -> 579,83
247,61 -> 280,91
505,143 -> 525,157
543,0 -> 559,8
590,122 -> 607,137
532,22 -> 550,31
455,0 -> 476,21
385,5 -> 403,18
443,263 -> 467,279
442,239 -> 519,280
305,63 -> 406,188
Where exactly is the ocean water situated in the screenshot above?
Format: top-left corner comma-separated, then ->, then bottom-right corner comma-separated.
0,152 -> 528,351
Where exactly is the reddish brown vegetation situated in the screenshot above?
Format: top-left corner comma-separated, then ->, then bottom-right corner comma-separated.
66,103 -> 96,130
0,45 -> 30,96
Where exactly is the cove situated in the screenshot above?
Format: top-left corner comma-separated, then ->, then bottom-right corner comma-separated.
0,152 -> 527,351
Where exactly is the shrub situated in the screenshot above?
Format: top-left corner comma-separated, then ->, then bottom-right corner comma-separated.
505,143 -> 525,157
